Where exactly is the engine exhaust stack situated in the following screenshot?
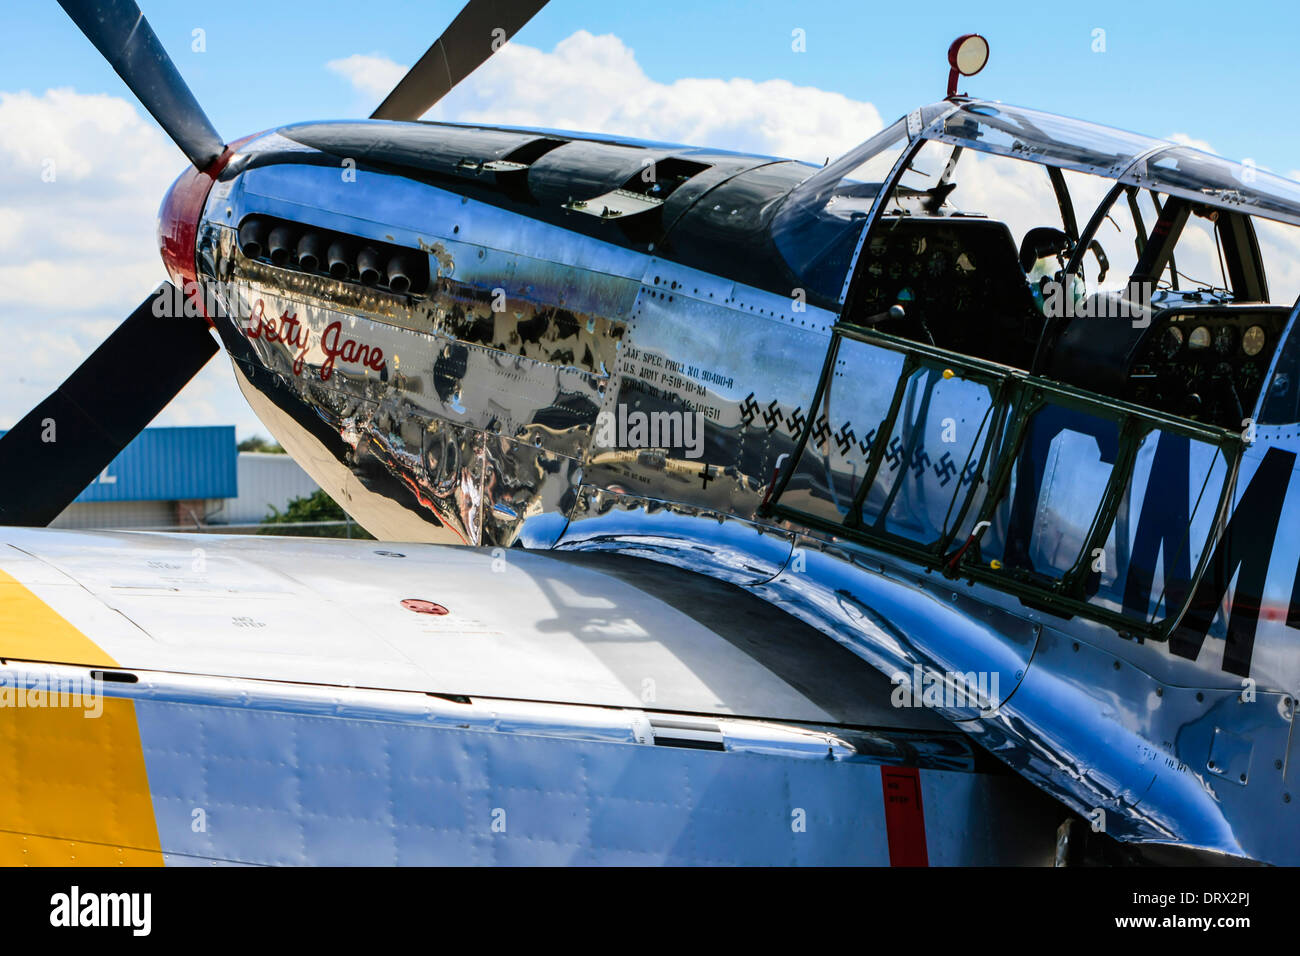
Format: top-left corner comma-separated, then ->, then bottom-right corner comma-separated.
267,224 -> 297,266
296,232 -> 327,272
386,253 -> 419,294
326,239 -> 354,279
237,218 -> 267,259
357,246 -> 383,285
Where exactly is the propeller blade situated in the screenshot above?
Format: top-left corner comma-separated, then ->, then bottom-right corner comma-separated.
370,0 -> 548,121
0,284 -> 218,527
56,0 -> 225,169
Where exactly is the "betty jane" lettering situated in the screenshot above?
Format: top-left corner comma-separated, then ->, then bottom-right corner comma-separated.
320,319 -> 385,381
244,299 -> 385,381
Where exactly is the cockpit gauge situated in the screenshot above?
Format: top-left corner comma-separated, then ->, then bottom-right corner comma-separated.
1243,325 -> 1267,357
1156,326 -> 1184,359
1213,326 -> 1236,355
1188,326 -> 1211,350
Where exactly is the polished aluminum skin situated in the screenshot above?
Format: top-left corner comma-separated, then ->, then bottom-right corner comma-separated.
190,102 -> 1300,864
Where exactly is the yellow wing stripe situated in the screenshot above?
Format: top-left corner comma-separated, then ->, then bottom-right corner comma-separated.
0,570 -> 117,667
0,570 -> 162,866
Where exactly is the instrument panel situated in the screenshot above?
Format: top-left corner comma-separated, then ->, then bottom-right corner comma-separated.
852,216 -> 1043,368
1126,306 -> 1289,428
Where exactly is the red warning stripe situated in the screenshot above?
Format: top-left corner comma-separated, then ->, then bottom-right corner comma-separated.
881,766 -> 929,867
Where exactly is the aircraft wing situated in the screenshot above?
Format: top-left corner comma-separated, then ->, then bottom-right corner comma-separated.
0,528 -> 1061,865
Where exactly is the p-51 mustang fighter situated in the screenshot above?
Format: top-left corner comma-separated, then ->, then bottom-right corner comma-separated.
1,2 -> 1297,865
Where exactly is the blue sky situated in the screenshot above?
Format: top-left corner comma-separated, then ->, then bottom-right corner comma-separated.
2,0 -> 1298,438
7,0 -> 1298,168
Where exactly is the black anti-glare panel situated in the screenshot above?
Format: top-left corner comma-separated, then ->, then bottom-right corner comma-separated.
0,284 -> 218,527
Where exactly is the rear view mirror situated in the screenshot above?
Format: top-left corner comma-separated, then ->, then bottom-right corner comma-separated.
947,34 -> 990,97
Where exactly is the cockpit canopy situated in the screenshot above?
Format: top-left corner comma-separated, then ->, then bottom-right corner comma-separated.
781,100 -> 1300,237
775,99 -> 1300,429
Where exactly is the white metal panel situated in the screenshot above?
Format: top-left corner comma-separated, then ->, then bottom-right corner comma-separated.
0,528 -> 936,727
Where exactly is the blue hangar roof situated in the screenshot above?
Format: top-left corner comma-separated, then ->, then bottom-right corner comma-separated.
0,425 -> 238,503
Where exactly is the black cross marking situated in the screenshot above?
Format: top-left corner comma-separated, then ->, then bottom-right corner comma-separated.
885,436 -> 904,471
934,451 -> 958,487
762,400 -> 784,434
699,464 -> 715,489
910,449 -> 932,479
787,406 -> 807,437
835,421 -> 856,456
811,414 -> 831,447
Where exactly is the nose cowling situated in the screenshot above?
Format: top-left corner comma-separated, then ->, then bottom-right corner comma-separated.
157,161 -> 221,300
157,132 -> 262,315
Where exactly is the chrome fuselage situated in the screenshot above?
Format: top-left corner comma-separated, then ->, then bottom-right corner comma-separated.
186,105 -> 1300,864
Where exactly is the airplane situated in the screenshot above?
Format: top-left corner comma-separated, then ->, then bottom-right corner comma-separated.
0,0 -> 1295,865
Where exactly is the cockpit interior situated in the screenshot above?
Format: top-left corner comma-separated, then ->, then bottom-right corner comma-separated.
817,102 -> 1300,431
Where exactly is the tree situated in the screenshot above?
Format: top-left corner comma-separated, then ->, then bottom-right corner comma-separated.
238,435 -> 285,454
259,489 -> 372,538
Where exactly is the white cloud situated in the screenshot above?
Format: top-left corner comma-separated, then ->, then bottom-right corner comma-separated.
0,88 -> 175,186
1255,219 -> 1300,305
326,54 -> 408,104
1168,132 -> 1217,154
329,31 -> 883,165
0,88 -> 264,438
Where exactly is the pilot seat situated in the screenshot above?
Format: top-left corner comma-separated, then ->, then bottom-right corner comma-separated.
848,216 -> 1046,370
